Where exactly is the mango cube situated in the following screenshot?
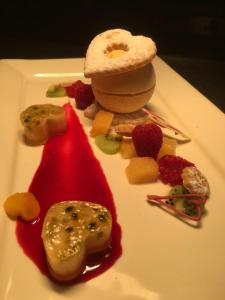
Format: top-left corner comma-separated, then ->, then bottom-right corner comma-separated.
120,139 -> 137,159
4,192 -> 40,222
126,157 -> 159,184
157,137 -> 177,160
90,110 -> 114,137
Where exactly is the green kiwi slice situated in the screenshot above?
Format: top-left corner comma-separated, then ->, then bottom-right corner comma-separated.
46,85 -> 66,97
95,135 -> 122,155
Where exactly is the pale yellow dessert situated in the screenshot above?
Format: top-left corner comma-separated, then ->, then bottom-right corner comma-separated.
42,201 -> 112,281
92,62 -> 156,113
20,104 -> 67,145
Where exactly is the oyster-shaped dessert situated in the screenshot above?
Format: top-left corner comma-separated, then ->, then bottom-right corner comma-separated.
42,201 -> 112,281
20,104 -> 67,145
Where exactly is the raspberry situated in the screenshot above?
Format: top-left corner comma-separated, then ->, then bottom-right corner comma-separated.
73,80 -> 95,109
132,123 -> 163,159
65,84 -> 76,98
158,155 -> 195,186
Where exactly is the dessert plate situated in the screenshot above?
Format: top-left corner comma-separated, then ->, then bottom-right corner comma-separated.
0,57 -> 225,300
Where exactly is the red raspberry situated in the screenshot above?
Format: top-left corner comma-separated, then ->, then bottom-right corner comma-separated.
158,155 -> 195,185
73,80 -> 95,109
132,123 -> 163,159
65,84 -> 76,98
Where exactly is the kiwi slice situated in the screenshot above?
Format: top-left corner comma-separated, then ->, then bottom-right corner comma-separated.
46,85 -> 66,97
169,185 -> 197,216
95,135 -> 122,155
168,185 -> 187,211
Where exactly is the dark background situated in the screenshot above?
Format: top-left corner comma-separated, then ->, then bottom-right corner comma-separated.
1,0 -> 225,112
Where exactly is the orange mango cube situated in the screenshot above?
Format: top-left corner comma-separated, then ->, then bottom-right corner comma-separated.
90,110 -> 114,137
4,192 -> 40,222
126,157 -> 159,184
157,137 -> 177,160
120,139 -> 137,159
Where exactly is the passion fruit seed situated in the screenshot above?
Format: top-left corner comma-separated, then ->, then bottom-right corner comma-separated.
165,199 -> 175,205
65,226 -> 74,232
71,212 -> 78,220
65,206 -> 74,212
98,214 -> 107,222
87,222 -> 97,230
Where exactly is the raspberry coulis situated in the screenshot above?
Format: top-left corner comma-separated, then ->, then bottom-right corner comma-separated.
16,103 -> 122,284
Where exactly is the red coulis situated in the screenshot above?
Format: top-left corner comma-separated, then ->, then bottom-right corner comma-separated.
16,103 -> 122,284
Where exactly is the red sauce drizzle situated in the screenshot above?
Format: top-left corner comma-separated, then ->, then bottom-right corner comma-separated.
16,103 -> 122,284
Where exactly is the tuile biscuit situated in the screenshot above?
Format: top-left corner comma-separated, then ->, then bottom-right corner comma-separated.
84,29 -> 157,78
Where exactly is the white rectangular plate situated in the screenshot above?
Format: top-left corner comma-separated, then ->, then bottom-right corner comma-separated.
0,57 -> 225,300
